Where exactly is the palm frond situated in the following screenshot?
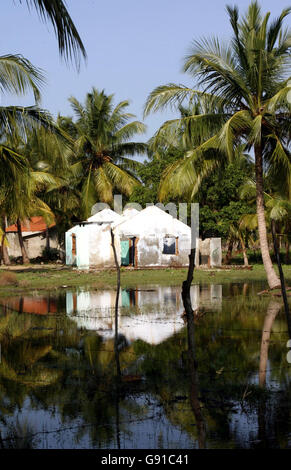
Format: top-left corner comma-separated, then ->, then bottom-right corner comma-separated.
144,84 -> 224,117
114,121 -> 146,140
266,83 -> 291,112
239,213 -> 258,230
103,162 -> 141,196
0,54 -> 44,101
218,110 -> 251,159
22,0 -> 86,67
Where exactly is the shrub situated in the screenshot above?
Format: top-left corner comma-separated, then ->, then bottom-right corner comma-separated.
41,247 -> 60,261
0,272 -> 18,286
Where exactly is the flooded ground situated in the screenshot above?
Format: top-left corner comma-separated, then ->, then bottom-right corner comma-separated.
0,282 -> 290,449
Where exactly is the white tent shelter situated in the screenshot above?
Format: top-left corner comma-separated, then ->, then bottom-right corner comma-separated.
65,205 -> 192,269
65,208 -> 121,268
114,205 -> 191,268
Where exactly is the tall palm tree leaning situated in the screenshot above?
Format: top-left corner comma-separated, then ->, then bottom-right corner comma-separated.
144,1 -> 291,289
63,88 -> 147,219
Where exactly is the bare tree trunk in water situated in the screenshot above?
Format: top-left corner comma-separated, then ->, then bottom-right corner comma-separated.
0,429 -> 4,449
111,228 -> 121,378
224,239 -> 233,265
259,301 -> 281,387
255,144 -> 280,289
271,220 -> 291,338
182,248 -> 206,449
16,218 -> 29,264
111,228 -> 122,448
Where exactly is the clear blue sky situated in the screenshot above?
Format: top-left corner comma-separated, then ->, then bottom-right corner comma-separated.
1,0 -> 290,141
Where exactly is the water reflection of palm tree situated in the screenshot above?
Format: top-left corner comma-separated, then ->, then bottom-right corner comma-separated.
185,311 -> 206,448
257,300 -> 282,448
182,250 -> 206,448
259,301 -> 282,387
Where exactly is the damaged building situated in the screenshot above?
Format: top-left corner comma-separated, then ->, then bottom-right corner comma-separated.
65,205 -> 192,269
195,237 -> 222,268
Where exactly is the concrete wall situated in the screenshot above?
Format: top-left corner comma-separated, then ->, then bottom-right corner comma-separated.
66,223 -> 120,269
76,226 -> 90,269
210,238 -> 222,267
65,230 -> 74,265
66,224 -> 90,269
7,229 -> 59,259
89,224 -> 120,268
195,237 -> 222,268
136,234 -> 190,267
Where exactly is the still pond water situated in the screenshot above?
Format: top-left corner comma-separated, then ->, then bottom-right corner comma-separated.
0,282 -> 290,449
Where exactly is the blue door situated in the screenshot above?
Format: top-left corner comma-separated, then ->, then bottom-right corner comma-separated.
121,240 -> 130,265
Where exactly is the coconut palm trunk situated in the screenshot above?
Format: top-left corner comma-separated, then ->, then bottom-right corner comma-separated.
1,235 -> 10,266
255,145 -> 280,289
241,238 -> 249,267
1,216 -> 10,265
16,218 -> 30,264
45,226 -> 50,251
224,239 -> 233,265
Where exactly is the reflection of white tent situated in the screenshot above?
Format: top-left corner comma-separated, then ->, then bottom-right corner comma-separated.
120,313 -> 184,344
66,285 -> 222,345
66,289 -> 185,345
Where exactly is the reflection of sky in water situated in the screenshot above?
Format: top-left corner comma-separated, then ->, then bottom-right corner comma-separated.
3,395 -> 195,449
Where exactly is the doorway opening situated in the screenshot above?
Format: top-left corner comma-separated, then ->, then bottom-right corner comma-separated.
121,237 -> 137,267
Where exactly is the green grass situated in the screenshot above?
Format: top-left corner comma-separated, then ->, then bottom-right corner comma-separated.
0,264 -> 290,297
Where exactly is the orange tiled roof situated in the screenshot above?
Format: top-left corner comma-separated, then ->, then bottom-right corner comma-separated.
6,216 -> 55,233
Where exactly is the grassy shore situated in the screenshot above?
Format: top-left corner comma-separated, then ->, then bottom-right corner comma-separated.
0,264 -> 290,297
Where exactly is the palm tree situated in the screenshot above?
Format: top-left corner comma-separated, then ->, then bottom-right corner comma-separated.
144,1 -> 291,289
16,0 -> 86,67
2,170 -> 57,264
227,223 -> 255,266
1,127 -> 61,264
24,125 -> 80,236
239,178 -> 291,263
0,54 -> 50,264
64,88 -> 147,218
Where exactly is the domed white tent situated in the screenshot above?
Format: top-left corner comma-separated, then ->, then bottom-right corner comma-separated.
65,208 -> 122,268
114,205 -> 191,268
65,205 -> 192,269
